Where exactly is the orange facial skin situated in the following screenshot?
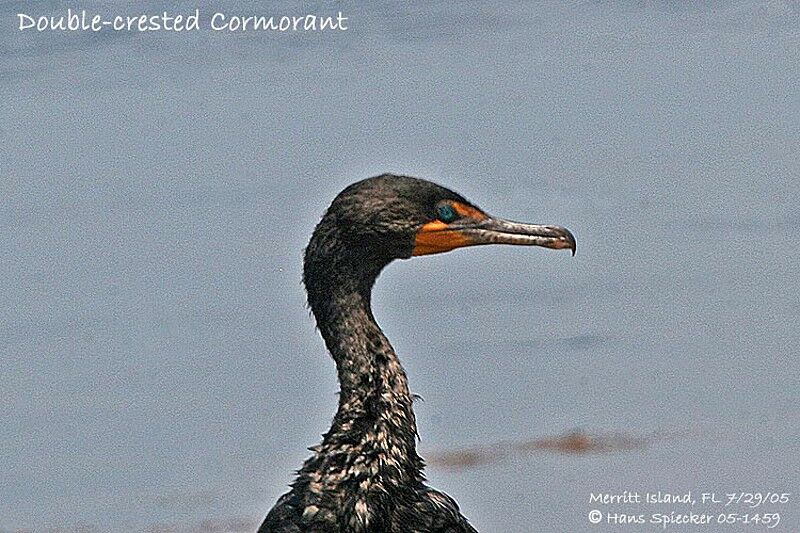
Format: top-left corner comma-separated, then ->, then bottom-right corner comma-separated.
413,221 -> 471,255
451,202 -> 488,221
412,202 -> 487,256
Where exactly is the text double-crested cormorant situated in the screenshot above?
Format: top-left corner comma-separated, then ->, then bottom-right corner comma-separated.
260,174 -> 576,532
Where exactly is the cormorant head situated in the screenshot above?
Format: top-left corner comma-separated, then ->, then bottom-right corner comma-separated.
308,173 -> 575,266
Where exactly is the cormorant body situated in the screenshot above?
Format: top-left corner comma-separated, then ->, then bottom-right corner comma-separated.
260,174 -> 575,533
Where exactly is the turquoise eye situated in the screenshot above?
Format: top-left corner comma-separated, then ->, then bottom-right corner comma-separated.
437,204 -> 457,223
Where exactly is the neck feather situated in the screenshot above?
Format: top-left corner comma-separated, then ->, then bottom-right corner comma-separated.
303,253 -> 423,485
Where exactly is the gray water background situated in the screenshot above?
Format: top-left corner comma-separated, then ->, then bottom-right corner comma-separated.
2,1 -> 799,531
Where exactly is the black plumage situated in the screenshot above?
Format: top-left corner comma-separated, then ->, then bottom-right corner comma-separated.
260,174 -> 575,533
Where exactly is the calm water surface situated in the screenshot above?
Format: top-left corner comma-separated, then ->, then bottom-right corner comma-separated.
2,1 -> 798,531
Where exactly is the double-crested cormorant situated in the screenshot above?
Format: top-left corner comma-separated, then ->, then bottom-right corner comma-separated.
260,174 -> 575,533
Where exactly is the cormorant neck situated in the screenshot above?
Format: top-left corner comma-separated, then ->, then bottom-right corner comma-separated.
303,250 -> 423,482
